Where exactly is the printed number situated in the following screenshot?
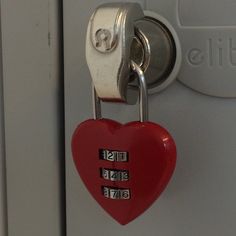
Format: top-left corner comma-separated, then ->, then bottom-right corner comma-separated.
103,187 -> 110,198
107,151 -> 114,161
101,169 -> 109,179
110,171 -> 118,180
121,190 -> 130,200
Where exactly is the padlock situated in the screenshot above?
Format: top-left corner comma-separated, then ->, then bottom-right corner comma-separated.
72,2 -> 180,225
71,61 -> 177,225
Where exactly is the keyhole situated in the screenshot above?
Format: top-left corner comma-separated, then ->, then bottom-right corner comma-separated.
95,29 -> 112,51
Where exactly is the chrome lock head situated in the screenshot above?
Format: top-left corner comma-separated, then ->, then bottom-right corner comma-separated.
86,3 -> 182,104
86,3 -> 144,104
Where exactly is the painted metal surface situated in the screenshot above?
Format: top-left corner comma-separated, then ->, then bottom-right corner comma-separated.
1,0 -> 64,235
0,13 -> 7,235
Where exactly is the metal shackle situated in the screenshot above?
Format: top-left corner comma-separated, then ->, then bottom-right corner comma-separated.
92,61 -> 148,122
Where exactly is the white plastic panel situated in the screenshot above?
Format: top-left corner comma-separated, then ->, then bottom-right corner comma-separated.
178,0 -> 236,27
146,0 -> 236,97
64,0 -> 236,235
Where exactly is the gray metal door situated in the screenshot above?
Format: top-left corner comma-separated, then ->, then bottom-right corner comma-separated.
0,0 -> 65,235
1,1 -> 236,235
64,0 -> 236,236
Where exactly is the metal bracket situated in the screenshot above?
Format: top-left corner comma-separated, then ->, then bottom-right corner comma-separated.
86,3 -> 181,104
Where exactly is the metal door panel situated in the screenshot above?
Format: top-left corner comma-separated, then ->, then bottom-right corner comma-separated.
64,0 -> 236,235
0,21 -> 7,235
1,0 -> 64,235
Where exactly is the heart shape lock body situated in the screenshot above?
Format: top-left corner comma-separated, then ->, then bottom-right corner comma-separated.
72,118 -> 176,225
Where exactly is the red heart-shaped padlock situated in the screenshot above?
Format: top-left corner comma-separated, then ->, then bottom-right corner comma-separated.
72,118 -> 176,225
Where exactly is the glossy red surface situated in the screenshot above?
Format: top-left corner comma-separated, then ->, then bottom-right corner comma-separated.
72,119 -> 176,225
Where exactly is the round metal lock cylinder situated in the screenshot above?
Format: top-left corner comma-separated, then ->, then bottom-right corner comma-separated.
131,11 -> 182,95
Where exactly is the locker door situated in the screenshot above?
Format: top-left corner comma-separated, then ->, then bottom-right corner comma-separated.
1,1 -> 65,235
64,1 -> 236,235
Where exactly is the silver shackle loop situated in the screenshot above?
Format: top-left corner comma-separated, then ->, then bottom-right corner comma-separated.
93,61 -> 148,122
131,61 -> 148,122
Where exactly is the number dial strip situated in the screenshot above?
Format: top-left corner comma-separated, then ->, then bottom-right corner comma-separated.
99,149 -> 128,162
102,186 -> 131,200
100,149 -> 131,200
101,168 -> 129,182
